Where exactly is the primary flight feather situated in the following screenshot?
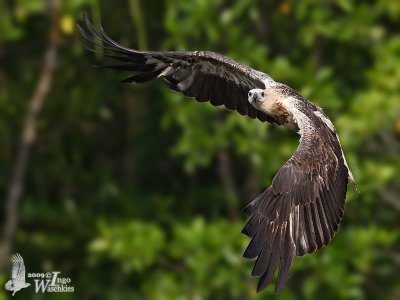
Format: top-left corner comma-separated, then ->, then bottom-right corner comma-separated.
78,12 -> 357,293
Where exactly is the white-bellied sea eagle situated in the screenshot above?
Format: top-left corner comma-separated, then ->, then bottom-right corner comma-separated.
78,13 -> 357,293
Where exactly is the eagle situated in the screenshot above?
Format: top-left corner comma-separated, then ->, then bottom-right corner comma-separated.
4,253 -> 31,296
78,13 -> 357,293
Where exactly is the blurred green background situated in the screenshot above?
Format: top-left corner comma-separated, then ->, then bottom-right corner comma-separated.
0,0 -> 399,299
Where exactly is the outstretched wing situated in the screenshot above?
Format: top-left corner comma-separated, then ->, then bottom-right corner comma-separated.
10,253 -> 26,281
78,12 -> 277,124
242,119 -> 349,292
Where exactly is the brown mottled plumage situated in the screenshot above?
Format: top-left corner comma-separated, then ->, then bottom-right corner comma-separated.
78,12 -> 357,293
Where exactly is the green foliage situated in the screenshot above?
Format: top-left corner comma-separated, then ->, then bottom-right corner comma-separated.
90,220 -> 166,272
0,0 -> 399,299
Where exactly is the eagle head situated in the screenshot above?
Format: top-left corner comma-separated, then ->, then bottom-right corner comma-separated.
248,89 -> 266,105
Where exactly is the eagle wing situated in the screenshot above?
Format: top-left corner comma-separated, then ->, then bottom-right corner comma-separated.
242,115 -> 349,292
78,13 -> 353,294
10,253 -> 26,281
78,13 -> 277,124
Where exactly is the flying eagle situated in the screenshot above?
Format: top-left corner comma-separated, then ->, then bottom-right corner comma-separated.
78,13 -> 357,293
4,253 -> 31,296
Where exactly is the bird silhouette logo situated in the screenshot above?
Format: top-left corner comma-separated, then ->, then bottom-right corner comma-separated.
4,253 -> 31,296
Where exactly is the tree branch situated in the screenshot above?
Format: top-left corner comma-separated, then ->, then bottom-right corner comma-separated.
0,0 -> 61,270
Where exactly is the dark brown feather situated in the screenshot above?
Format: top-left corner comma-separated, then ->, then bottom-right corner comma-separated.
120,69 -> 162,83
211,76 -> 227,106
243,223 -> 267,259
79,13 -> 352,294
78,13 -> 277,124
242,121 -> 349,292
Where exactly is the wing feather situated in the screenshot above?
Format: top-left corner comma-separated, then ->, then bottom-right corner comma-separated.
78,12 -> 354,294
78,13 -> 277,124
243,222 -> 267,259
211,75 -> 227,106
276,222 -> 295,291
242,121 -> 350,292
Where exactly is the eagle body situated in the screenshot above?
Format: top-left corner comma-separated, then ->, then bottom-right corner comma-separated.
79,13 -> 357,293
